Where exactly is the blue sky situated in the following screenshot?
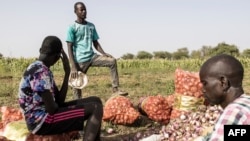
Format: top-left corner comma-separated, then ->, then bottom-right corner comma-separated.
0,0 -> 250,58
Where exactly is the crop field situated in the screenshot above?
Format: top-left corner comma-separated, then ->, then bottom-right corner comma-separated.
1,57 -> 250,140
0,58 -> 203,106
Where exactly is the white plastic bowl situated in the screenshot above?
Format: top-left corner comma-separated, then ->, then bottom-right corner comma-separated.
68,71 -> 88,89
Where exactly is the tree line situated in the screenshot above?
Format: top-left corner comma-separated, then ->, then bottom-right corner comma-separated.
120,42 -> 250,60
1,42 -> 249,60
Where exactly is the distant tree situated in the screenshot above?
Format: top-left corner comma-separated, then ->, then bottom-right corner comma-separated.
121,53 -> 135,60
0,53 -> 3,59
172,47 -> 189,60
211,42 -> 239,56
241,49 -> 250,58
190,50 -> 201,59
136,51 -> 153,59
200,46 -> 213,58
153,51 -> 172,59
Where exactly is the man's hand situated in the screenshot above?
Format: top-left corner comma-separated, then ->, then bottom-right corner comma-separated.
70,68 -> 78,79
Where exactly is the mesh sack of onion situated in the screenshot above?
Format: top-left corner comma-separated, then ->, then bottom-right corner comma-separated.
139,95 -> 172,124
103,95 -> 140,125
170,68 -> 207,119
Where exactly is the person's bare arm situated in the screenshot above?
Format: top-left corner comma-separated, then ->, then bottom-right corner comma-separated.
40,90 -> 58,114
56,49 -> 70,105
93,40 -> 114,58
67,42 -> 78,78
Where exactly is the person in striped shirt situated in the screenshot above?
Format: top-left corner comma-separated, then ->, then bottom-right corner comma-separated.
199,54 -> 250,141
18,36 -> 103,141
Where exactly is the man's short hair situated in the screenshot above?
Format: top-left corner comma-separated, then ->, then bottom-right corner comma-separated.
39,36 -> 62,55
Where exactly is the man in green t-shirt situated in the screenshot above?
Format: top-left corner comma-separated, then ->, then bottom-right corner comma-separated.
66,2 -> 128,99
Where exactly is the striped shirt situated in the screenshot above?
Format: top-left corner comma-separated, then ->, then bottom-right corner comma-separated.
209,94 -> 250,141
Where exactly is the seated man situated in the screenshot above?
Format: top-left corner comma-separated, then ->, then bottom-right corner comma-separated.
18,36 -> 103,141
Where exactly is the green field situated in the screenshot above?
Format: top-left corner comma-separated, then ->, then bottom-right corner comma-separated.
1,58 -> 250,106
0,58 -> 198,106
1,58 -> 250,139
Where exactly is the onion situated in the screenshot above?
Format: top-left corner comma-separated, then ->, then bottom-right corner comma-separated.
159,105 -> 223,140
106,128 -> 114,134
180,114 -> 186,120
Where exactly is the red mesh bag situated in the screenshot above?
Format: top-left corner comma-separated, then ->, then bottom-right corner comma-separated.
139,95 -> 172,124
174,68 -> 203,98
0,106 -> 23,127
103,96 -> 140,125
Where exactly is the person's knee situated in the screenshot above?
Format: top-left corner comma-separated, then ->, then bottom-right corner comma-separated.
96,102 -> 103,110
91,96 -> 103,104
109,57 -> 116,65
95,102 -> 103,115
112,57 -> 117,62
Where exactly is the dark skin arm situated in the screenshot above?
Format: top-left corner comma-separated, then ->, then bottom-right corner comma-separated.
93,40 -> 113,58
40,49 -> 70,114
55,49 -> 70,104
67,42 -> 78,78
40,90 -> 58,114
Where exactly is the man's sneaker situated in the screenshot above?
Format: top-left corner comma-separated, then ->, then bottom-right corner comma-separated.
112,89 -> 128,96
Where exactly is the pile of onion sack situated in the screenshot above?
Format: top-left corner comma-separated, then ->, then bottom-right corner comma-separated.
170,68 -> 206,119
103,95 -> 140,125
156,69 -> 223,140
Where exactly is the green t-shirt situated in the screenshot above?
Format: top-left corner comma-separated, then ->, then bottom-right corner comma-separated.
66,21 -> 99,63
